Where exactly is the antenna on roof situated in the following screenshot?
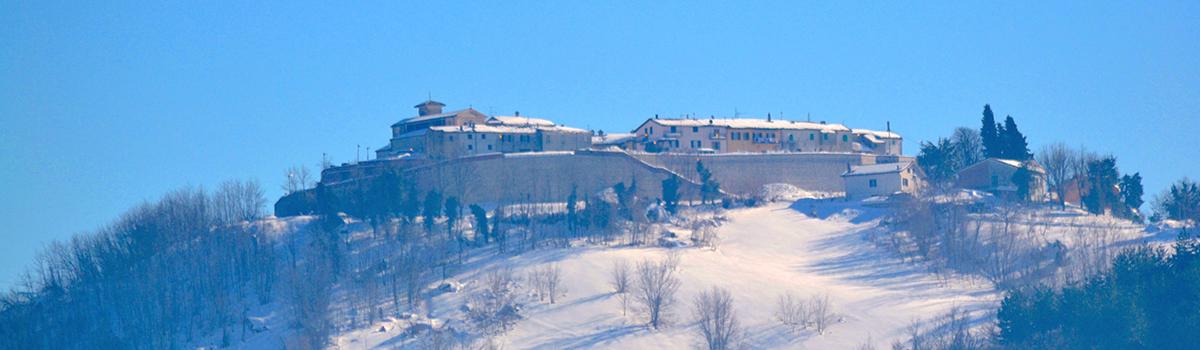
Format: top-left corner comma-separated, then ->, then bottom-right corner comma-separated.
655,114 -> 659,119
887,121 -> 891,133
767,113 -> 772,122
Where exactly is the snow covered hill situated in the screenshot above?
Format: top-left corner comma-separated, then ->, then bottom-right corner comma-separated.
329,202 -> 998,349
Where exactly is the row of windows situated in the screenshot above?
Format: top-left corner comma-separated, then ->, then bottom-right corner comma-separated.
448,134 -> 532,142
867,178 -> 912,188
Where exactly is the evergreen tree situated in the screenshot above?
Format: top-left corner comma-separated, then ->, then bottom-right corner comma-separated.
566,185 -> 578,234
662,176 -> 681,214
696,160 -> 721,204
470,204 -> 489,244
400,183 -> 421,224
444,196 -> 460,240
1012,165 -> 1035,202
1083,157 -> 1121,215
1000,115 -> 1032,160
916,138 -> 956,185
1120,173 -> 1144,221
981,104 -> 1001,158
422,190 -> 443,232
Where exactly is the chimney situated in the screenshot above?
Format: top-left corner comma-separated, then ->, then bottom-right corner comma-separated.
887,121 -> 891,133
515,111 -> 520,116
768,113 -> 772,122
414,99 -> 446,116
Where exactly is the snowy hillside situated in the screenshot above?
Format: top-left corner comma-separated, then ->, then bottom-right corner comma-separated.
326,202 -> 998,349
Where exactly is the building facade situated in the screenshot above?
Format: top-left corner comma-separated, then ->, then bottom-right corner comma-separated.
842,161 -> 924,199
955,158 -> 1048,201
627,117 -> 901,155
376,100 -> 591,160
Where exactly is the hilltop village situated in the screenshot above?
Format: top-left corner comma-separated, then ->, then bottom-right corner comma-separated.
293,100 -> 937,211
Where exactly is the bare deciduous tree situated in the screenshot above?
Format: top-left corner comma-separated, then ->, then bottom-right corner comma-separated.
611,259 -> 633,316
693,287 -> 744,350
1038,142 -> 1075,208
774,292 -> 809,333
635,258 -> 681,329
282,165 -> 313,195
809,293 -> 836,335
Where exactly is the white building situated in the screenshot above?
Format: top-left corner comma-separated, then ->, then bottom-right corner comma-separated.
842,161 -> 924,199
627,117 -> 902,155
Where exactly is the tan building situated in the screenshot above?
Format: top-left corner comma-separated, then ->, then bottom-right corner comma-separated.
627,117 -> 901,155
842,161 -> 924,199
377,100 -> 591,160
955,158 -> 1048,201
377,100 -> 489,158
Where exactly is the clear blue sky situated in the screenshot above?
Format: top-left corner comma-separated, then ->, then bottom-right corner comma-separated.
2,1 -> 1197,288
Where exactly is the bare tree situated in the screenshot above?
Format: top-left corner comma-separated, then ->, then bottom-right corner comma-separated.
693,287 -> 744,350
1069,147 -> 1098,207
809,293 -> 836,335
611,259 -> 633,315
283,165 -> 313,195
467,268 -> 522,335
635,258 -> 681,329
774,292 -> 809,333
528,264 -> 566,304
1038,142 -> 1075,208
950,127 -> 983,170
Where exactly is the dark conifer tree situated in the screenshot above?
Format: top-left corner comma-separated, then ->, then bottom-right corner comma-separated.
661,176 -> 680,214
1120,173 -> 1144,220
422,190 -> 443,232
980,104 -> 1001,158
1001,115 -> 1032,160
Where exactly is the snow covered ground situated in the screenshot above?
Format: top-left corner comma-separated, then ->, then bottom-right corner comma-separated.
331,202 -> 999,349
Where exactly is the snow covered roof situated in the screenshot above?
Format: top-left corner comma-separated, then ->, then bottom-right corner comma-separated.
430,123 -> 590,135
964,158 -> 1047,174
852,129 -> 901,140
641,118 -> 853,133
393,108 -> 482,126
487,116 -> 556,127
842,162 -> 915,177
592,133 -> 637,145
431,124 -> 536,134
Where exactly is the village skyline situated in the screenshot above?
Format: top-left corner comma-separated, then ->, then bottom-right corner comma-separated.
3,1 -> 1198,290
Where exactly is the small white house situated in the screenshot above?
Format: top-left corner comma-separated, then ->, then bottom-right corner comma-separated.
841,161 -> 924,199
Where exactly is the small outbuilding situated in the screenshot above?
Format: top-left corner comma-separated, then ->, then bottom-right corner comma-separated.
842,161 -> 924,199
954,158 -> 1048,201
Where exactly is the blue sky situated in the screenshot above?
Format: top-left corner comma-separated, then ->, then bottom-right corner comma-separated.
1,1 -> 1197,287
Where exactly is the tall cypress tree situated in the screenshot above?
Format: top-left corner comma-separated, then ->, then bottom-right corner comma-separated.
981,104 -> 1001,158
1001,115 -> 1032,160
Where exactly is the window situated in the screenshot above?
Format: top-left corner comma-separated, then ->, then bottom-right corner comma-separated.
692,127 -> 699,133
869,179 -> 878,188
713,141 -> 721,150
467,144 -> 474,150
649,127 -> 653,135
449,135 -> 455,141
809,133 -> 815,140
670,126 -> 677,133
903,178 -> 909,187
822,134 -> 829,140
481,134 -> 487,139
789,134 -> 795,141
743,132 -> 750,139
842,135 -> 848,142
487,145 -> 493,150
991,175 -> 999,187
732,133 -> 740,140
468,134 -> 473,139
